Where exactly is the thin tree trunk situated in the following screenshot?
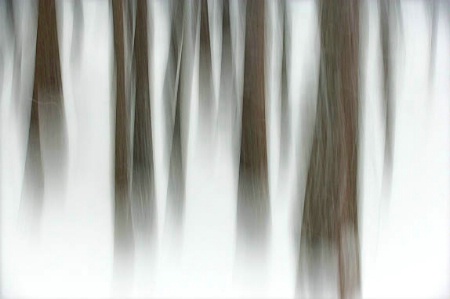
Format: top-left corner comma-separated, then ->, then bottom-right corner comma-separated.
112,0 -> 134,269
298,1 -> 360,297
236,0 -> 269,248
165,0 -> 186,234
199,0 -> 213,134
278,0 -> 291,181
380,0 -> 394,195
131,0 -> 155,246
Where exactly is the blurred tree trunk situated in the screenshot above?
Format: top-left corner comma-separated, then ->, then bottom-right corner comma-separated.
131,0 -> 155,246
236,0 -> 269,248
198,0 -> 213,134
112,0 -> 134,268
379,0 -> 394,195
165,0 -> 185,234
298,0 -> 360,297
278,0 -> 291,182
165,1 -> 197,235
21,0 -> 66,227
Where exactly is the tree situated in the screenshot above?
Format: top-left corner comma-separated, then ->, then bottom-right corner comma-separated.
379,0 -> 394,196
130,0 -> 155,248
21,0 -> 67,228
111,0 -> 134,271
297,1 -> 360,297
278,0 -> 291,184
236,0 -> 270,249
165,0 -> 186,235
198,0 -> 213,134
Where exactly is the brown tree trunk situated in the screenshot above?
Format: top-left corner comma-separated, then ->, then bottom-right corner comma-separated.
21,0 -> 66,227
298,1 -> 360,297
112,0 -> 134,268
236,0 -> 269,249
130,0 -> 155,247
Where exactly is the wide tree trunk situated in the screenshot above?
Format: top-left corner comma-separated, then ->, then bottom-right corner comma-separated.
21,0 -> 66,227
298,1 -> 360,297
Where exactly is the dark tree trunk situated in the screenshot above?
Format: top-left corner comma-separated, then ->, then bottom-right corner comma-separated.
21,0 -> 66,227
298,1 -> 360,297
236,0 -> 269,248
130,0 -> 155,247
112,0 -> 134,267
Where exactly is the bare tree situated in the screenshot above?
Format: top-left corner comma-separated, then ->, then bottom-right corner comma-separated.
297,1 -> 360,297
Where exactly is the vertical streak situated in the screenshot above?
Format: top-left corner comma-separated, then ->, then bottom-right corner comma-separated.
298,0 -> 360,297
112,0 -> 134,265
131,0 -> 155,243
237,0 -> 269,247
278,0 -> 290,185
21,0 -> 65,227
199,0 -> 213,132
165,0 -> 186,234
380,0 -> 394,195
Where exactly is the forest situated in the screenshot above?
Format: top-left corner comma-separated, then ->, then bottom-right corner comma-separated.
0,0 -> 449,298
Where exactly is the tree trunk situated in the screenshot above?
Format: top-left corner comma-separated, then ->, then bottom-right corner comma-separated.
130,0 -> 155,248
298,1 -> 360,297
236,0 -> 269,249
278,1 -> 291,182
198,0 -> 213,135
380,0 -> 394,195
112,0 -> 134,269
21,0 -> 66,227
165,0 -> 187,234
